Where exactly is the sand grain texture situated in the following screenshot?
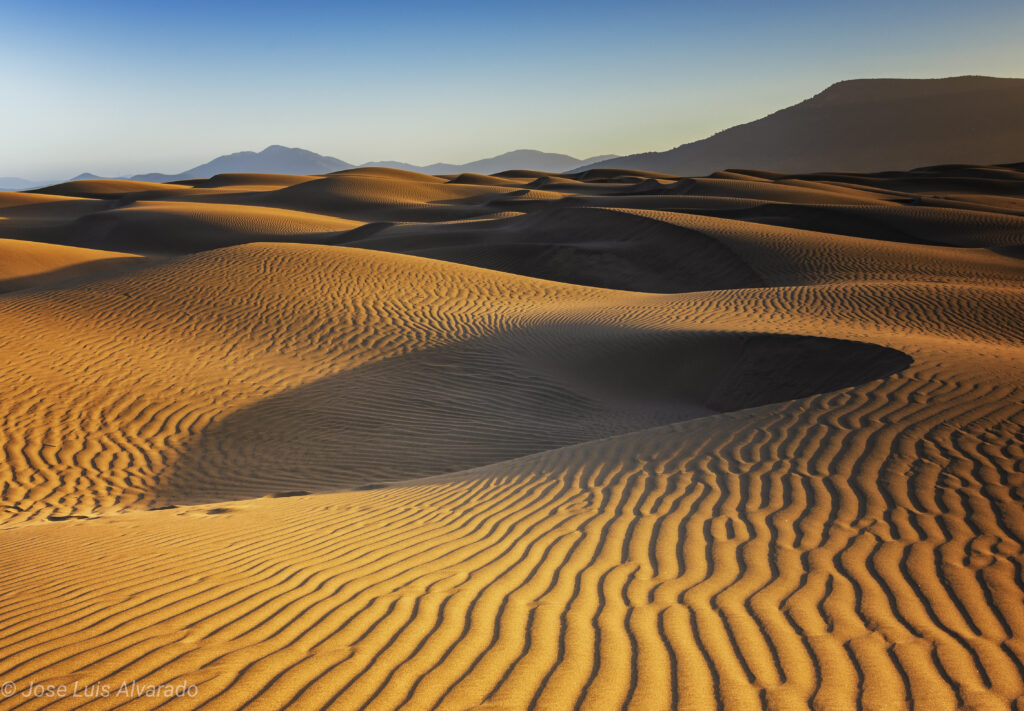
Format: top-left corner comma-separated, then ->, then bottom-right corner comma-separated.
0,164 -> 1022,710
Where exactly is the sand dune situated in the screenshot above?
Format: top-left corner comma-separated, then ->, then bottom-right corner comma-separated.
30,178 -> 195,200
0,163 -> 1022,709
0,238 -> 145,292
69,202 -> 364,253
0,243 -> 908,521
341,207 -> 766,292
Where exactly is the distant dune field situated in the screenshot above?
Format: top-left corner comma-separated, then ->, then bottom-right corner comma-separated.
0,163 -> 1022,709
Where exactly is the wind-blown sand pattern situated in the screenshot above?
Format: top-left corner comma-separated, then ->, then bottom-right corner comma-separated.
0,164 -> 1022,709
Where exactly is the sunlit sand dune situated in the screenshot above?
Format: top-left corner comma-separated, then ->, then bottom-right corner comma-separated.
0,238 -> 145,292
0,163 -> 1022,709
0,243 -> 908,521
30,179 -> 194,200
69,202 -> 365,253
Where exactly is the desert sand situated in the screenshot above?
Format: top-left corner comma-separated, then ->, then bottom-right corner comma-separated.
0,163 -> 1021,709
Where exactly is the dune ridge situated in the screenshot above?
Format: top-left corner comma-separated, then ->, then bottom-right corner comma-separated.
0,163 -> 1021,709
0,238 -> 145,292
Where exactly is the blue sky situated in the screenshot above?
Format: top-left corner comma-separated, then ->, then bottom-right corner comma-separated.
3,0 -> 1022,179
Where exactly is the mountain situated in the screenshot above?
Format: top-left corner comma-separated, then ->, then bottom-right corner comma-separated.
585,76 -> 1024,175
363,150 -> 620,175
58,147 -> 621,186
568,154 -> 619,169
0,177 -> 46,190
129,145 -> 356,182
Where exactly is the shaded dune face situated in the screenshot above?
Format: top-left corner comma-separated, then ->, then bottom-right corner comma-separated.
678,202 -> 1024,249
0,243 -> 911,520
565,331 -> 912,411
340,206 -> 766,292
68,201 -> 363,253
164,326 -> 909,503
0,163 -> 1022,710
5,163 -> 1023,290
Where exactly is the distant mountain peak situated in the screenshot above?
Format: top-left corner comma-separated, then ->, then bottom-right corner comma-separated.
261,144 -> 315,155
54,147 -> 622,188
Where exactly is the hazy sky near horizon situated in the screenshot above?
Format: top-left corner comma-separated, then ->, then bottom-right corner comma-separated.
3,0 -> 1023,179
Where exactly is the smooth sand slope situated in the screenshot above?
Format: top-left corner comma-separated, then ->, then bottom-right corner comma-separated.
0,238 -> 144,292
0,164 -> 1021,709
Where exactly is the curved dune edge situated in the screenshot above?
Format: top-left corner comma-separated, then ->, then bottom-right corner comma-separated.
69,201 -> 365,253
0,238 -> 1020,709
0,238 -> 146,293
1,358 -> 1022,710
161,330 -> 910,505
0,164 -> 1021,710
0,243 -> 912,523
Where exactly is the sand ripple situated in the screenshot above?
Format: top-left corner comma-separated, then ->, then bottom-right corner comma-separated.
0,164 -> 1021,709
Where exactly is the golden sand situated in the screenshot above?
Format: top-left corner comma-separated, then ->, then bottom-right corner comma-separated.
0,164 -> 1022,709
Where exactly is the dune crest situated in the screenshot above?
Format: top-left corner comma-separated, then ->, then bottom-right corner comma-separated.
0,238 -> 145,292
0,162 -> 1022,709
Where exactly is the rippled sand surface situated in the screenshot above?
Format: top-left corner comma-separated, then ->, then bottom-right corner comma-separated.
0,163 -> 1022,709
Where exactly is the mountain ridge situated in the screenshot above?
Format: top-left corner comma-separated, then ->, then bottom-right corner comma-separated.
9,76 -> 1024,189
44,147 -> 620,186
361,149 -> 618,175
584,76 -> 1024,174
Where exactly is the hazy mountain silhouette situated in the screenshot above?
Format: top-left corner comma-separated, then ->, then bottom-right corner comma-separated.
585,76 -> 1024,174
362,150 -> 619,175
66,148 -> 621,185
130,145 -> 356,182
0,177 -> 46,190
17,76 -> 1023,188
